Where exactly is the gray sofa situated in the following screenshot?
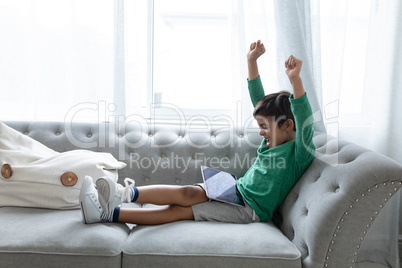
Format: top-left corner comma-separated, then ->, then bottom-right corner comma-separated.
0,121 -> 401,268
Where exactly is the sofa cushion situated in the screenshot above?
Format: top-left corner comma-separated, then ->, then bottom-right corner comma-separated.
0,207 -> 130,268
123,220 -> 301,268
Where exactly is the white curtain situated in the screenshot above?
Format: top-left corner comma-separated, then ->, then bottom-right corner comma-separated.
316,0 -> 402,166
273,0 -> 326,133
241,0 -> 325,132
271,0 -> 401,267
269,0 -> 402,166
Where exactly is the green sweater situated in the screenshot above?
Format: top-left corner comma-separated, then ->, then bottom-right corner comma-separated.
237,76 -> 315,222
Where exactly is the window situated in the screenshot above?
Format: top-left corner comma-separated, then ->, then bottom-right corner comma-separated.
0,0 -> 115,122
125,0 -> 247,122
1,0 -> 277,126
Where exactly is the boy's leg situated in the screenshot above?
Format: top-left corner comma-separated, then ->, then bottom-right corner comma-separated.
80,177 -> 196,225
135,185 -> 208,206
96,177 -> 208,214
117,205 -> 194,225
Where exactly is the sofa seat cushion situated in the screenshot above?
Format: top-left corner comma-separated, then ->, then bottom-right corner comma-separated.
123,220 -> 301,268
0,207 -> 130,268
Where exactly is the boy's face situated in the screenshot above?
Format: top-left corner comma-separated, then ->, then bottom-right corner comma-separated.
256,115 -> 292,149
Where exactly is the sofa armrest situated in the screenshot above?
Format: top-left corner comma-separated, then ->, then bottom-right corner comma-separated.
275,133 -> 402,268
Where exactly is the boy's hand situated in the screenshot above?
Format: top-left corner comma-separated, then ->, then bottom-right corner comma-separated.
247,40 -> 266,62
285,55 -> 302,81
285,55 -> 305,98
247,40 -> 265,80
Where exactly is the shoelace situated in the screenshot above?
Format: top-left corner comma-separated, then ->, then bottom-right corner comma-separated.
121,177 -> 135,203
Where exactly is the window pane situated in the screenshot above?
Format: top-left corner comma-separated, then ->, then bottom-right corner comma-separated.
124,0 -> 150,116
153,0 -> 239,113
0,0 -> 114,121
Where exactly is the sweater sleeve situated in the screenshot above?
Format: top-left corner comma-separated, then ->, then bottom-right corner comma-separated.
289,93 -> 316,174
248,76 -> 266,107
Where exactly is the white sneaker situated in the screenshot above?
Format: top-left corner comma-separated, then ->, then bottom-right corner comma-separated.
96,177 -> 135,214
79,176 -> 103,224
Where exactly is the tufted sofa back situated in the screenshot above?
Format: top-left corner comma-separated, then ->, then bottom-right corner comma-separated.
4,121 -> 262,186
275,133 -> 402,267
4,121 -> 402,267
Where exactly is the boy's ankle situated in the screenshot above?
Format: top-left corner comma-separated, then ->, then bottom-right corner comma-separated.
100,207 -> 120,222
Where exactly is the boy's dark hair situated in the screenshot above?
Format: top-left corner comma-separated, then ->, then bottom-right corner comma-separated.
253,91 -> 296,131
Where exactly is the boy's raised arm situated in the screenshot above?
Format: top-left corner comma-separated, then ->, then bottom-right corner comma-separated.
247,40 -> 266,80
285,55 -> 306,99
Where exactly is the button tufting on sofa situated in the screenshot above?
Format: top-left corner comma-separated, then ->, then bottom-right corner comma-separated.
341,156 -> 358,164
303,208 -> 309,216
334,186 -> 340,193
312,174 -> 321,182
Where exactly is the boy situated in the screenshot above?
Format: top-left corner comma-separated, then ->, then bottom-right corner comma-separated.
80,40 -> 315,225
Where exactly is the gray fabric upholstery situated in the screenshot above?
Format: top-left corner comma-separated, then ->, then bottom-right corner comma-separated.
275,134 -> 402,268
123,221 -> 301,268
0,121 -> 401,268
0,207 -> 129,268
